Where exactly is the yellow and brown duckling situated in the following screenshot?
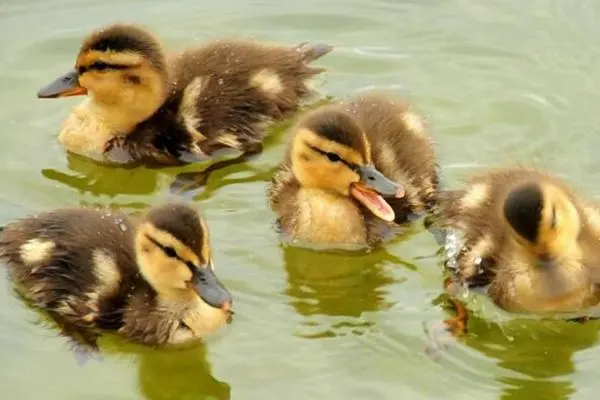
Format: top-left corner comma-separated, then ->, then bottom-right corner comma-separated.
37,23 -> 332,166
268,91 -> 439,248
0,202 -> 232,348
437,167 -> 600,322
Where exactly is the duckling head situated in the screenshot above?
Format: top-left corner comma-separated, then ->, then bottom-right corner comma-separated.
134,203 -> 232,314
38,24 -> 168,126
503,181 -> 581,267
290,107 -> 405,222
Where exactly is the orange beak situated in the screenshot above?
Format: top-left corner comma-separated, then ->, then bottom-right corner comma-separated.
37,69 -> 87,99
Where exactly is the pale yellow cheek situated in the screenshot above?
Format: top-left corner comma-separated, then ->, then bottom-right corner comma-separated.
318,165 -> 357,195
160,260 -> 191,290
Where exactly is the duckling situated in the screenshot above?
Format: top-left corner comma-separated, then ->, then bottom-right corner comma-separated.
0,202 -> 232,348
268,92 -> 439,248
37,23 -> 332,166
437,167 -> 600,316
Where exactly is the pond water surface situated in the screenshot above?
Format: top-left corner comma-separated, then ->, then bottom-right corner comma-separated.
1,0 -> 600,399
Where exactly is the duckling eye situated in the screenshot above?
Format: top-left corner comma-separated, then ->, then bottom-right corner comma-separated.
550,207 -> 557,229
126,75 -> 141,84
90,61 -> 110,71
163,246 -> 177,258
326,152 -> 341,162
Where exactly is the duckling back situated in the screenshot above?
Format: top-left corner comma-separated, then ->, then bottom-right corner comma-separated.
343,93 -> 439,222
109,38 -> 333,164
0,209 -> 138,336
170,39 -> 332,152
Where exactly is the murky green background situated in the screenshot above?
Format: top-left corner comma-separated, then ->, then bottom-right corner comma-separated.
1,0 -> 600,399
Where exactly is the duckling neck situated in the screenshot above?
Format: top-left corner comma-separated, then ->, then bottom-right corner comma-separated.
294,188 -> 368,246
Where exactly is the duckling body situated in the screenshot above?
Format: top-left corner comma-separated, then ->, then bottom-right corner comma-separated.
438,167 -> 600,313
38,24 -> 332,166
268,92 -> 439,247
0,203 -> 232,347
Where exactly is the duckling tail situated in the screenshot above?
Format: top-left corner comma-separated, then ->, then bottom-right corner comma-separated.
294,42 -> 333,62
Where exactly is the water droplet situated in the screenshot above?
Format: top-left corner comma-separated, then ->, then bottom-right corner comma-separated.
218,78 -> 224,85
118,223 -> 128,232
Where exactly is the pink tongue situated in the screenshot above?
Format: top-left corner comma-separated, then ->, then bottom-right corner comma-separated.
350,186 -> 395,222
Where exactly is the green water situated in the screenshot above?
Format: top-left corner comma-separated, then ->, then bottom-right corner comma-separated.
1,0 -> 600,398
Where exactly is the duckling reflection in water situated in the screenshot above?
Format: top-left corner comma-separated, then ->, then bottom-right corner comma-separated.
40,152 -> 161,198
268,91 -> 439,249
94,335 -> 231,399
136,343 -> 231,400
0,202 -> 233,353
430,167 -> 600,338
283,246 -> 409,338
435,306 -> 598,398
37,23 -> 332,192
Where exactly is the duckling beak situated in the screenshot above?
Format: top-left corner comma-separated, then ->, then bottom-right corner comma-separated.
37,69 -> 87,98
192,266 -> 233,312
350,166 -> 405,222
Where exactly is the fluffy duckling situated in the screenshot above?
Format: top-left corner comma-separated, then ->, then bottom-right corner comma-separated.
37,23 -> 332,166
0,202 -> 233,348
438,167 -> 600,315
268,92 -> 439,247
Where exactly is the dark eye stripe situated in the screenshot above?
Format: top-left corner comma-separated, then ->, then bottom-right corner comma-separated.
305,142 -> 360,171
78,62 -> 132,74
144,234 -> 199,271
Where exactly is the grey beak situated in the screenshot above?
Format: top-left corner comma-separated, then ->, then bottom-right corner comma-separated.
357,165 -> 404,197
192,266 -> 232,310
37,69 -> 87,98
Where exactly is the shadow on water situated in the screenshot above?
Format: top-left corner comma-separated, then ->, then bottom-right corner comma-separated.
435,292 -> 600,400
282,245 -> 414,338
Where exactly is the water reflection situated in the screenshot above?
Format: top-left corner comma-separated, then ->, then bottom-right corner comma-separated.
135,344 -> 231,400
283,246 -> 409,338
40,153 -> 163,197
99,335 -> 230,400
40,150 -> 275,201
438,301 -> 599,400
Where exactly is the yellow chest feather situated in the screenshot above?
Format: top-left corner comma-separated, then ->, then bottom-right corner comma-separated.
294,189 -> 367,245
57,106 -> 121,162
159,293 -> 229,345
